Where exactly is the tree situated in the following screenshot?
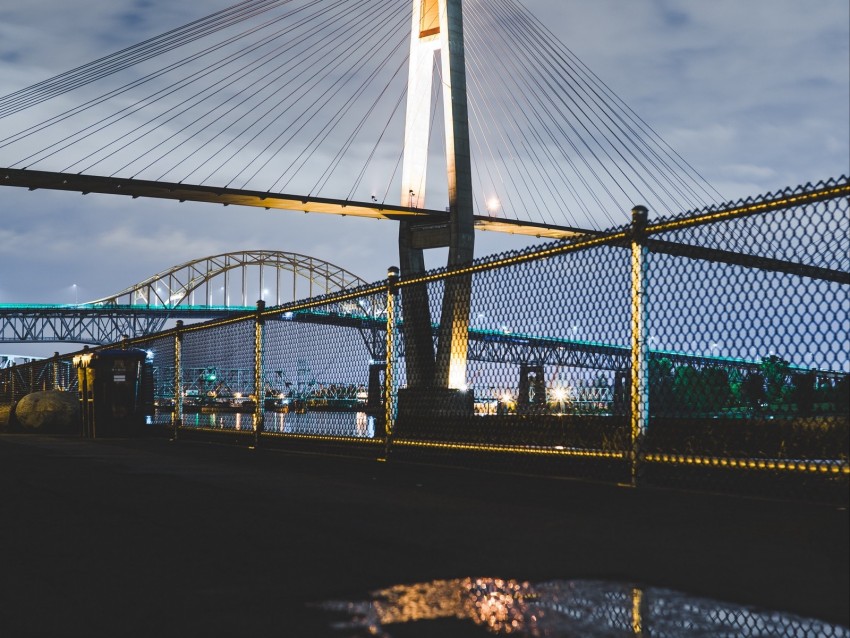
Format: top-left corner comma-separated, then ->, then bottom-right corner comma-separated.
792,371 -> 815,416
701,367 -> 731,412
673,365 -> 703,412
649,357 -> 674,414
742,372 -> 766,411
760,355 -> 790,405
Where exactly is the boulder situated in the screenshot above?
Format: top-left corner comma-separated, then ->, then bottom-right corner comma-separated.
15,391 -> 80,434
0,403 -> 17,431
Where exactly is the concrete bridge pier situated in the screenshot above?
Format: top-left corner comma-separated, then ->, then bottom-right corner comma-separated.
398,0 -> 474,407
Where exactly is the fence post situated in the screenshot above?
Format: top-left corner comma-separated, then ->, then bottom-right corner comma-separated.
630,205 -> 650,486
53,352 -> 61,390
172,320 -> 183,441
383,266 -> 400,459
253,300 -> 266,448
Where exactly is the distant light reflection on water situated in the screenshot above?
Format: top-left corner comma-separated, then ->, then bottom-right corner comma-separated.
317,577 -> 848,637
178,410 -> 376,438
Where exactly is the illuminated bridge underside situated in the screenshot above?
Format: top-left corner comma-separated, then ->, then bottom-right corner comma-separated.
275,311 -> 794,377
1,168 -> 590,241
0,306 -> 791,380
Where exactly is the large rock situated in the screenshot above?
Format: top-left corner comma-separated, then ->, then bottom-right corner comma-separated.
0,403 -> 17,431
15,391 -> 80,434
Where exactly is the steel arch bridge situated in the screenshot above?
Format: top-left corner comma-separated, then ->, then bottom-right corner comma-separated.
0,250 -> 370,345
91,250 -> 368,308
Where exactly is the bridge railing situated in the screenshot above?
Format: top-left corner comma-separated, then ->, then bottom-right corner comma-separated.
1,176 -> 848,504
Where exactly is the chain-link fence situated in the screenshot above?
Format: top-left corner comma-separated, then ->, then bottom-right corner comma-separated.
2,177 -> 848,505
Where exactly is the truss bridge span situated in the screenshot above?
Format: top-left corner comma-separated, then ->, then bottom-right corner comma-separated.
0,250 -> 370,345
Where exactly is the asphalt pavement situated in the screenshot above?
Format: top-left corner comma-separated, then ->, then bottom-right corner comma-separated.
1,433 -> 847,637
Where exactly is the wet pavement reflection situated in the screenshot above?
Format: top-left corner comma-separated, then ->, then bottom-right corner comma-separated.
317,577 -> 848,637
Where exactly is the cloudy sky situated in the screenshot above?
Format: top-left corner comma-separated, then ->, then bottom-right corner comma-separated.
0,0 -> 847,357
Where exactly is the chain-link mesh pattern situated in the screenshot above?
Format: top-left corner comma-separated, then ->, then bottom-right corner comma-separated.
1,177 -> 847,505
391,245 -> 632,482
179,319 -> 256,434
260,288 -> 387,457
139,334 -> 176,426
0,358 -> 63,404
641,183 -> 849,501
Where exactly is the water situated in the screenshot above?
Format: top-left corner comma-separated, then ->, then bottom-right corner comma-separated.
179,410 -> 377,438
317,577 -> 849,637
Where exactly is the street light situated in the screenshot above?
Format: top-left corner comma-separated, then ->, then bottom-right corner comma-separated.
552,387 -> 567,415
72,284 -> 78,305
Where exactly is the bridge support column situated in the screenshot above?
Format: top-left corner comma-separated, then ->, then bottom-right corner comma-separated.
398,224 -> 435,388
630,206 -> 650,485
399,0 -> 474,392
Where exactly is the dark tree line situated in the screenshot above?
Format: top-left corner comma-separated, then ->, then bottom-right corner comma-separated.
648,355 -> 848,416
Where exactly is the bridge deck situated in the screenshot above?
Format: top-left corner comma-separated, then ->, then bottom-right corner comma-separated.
2,167 -> 589,240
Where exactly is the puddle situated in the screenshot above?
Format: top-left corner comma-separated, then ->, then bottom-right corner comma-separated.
316,577 -> 848,637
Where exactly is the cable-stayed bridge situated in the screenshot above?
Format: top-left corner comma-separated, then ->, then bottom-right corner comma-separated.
0,0 -> 720,226
0,0 -> 734,391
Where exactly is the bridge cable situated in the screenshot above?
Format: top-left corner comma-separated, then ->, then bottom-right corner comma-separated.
459,33 -> 544,224
225,1 -> 408,191
235,0 -> 406,194
499,0 -> 776,258
12,0 -> 335,170
0,1 -> 323,151
465,1 -> 620,227
489,0 -> 676,216
346,82 -> 408,203
515,0 -> 783,258
471,0 -> 625,224
500,0 -> 709,213
273,25 -> 410,194
63,0 -> 346,176
100,0 -> 358,179
488,1 -> 658,217
0,0 -> 289,118
311,49 -> 410,197
176,0 -> 390,185
154,0 -> 392,187
511,0 -> 723,207
466,27 -> 571,226
466,25 -> 579,228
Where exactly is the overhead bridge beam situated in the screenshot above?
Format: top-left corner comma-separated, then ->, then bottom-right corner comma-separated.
0,167 -> 591,241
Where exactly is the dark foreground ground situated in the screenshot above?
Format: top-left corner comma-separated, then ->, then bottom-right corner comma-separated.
1,433 -> 847,637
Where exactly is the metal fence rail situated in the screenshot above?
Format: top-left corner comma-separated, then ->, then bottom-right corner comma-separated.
2,177 -> 848,505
